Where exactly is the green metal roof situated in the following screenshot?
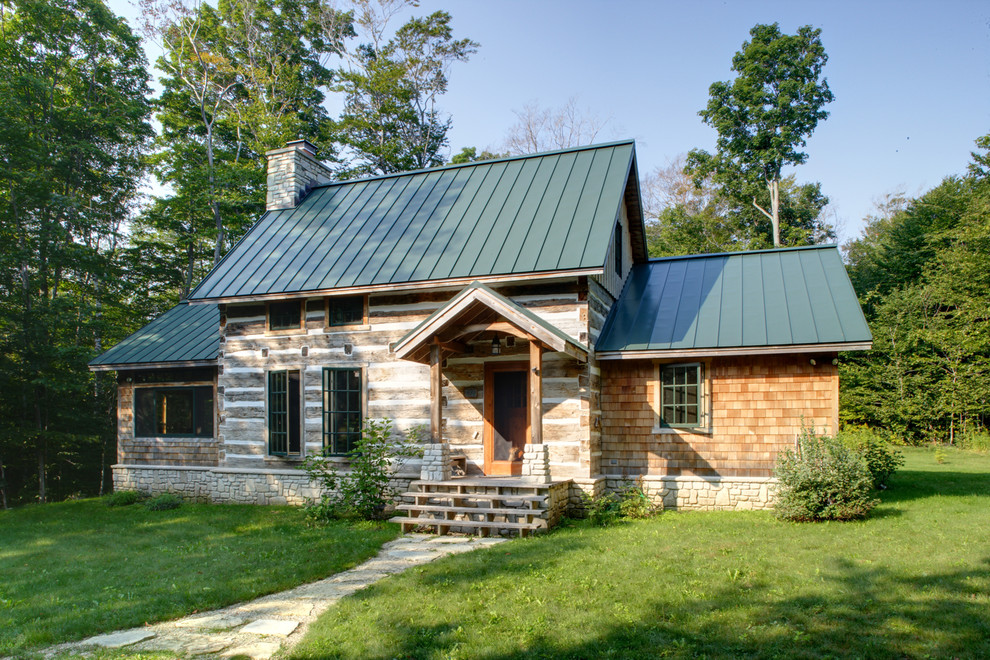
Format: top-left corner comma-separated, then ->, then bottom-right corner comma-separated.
596,246 -> 872,354
189,141 -> 638,301
89,302 -> 220,370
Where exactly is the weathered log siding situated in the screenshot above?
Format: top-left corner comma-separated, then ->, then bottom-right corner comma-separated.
217,280 -> 597,478
600,354 -> 839,478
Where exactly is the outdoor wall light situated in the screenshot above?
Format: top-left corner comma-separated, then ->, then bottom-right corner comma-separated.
491,336 -> 501,355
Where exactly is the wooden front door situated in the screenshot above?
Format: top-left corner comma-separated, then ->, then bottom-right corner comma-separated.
484,361 -> 529,475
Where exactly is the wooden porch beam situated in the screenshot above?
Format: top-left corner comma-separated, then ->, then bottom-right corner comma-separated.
530,341 -> 543,446
430,344 -> 442,443
457,322 -> 535,341
435,338 -> 468,354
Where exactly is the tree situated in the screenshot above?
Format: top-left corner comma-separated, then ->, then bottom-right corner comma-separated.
642,156 -> 833,257
503,97 -> 610,155
449,146 -> 504,164
334,3 -> 477,176
687,23 -> 834,247
0,0 -> 152,502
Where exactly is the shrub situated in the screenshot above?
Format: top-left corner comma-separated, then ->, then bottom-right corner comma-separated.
581,477 -> 662,526
303,419 -> 423,522
773,427 -> 878,522
144,493 -> 182,511
105,490 -> 143,507
838,427 -> 905,489
960,429 -> 990,452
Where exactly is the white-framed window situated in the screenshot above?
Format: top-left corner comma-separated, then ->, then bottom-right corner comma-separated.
653,362 -> 710,432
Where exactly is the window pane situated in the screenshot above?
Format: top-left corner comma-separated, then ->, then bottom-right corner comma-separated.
194,387 -> 214,437
323,368 -> 362,455
134,389 -> 156,436
659,364 -> 703,428
160,390 -> 194,435
328,296 -> 363,327
269,301 -> 301,330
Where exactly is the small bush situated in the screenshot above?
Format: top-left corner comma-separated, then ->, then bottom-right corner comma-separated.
581,477 -> 662,526
144,493 -> 182,511
774,428 -> 878,522
934,447 -> 947,464
303,419 -> 423,522
105,490 -> 143,507
838,427 -> 905,489
960,429 -> 990,453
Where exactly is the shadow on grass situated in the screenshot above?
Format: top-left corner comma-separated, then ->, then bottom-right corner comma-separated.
355,555 -> 990,660
880,469 -> 990,504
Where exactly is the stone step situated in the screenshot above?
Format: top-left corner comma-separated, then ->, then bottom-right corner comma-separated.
396,503 -> 548,518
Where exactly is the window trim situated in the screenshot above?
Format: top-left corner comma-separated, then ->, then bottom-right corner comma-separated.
267,369 -> 303,457
652,361 -> 711,434
266,300 -> 305,334
133,383 -> 215,438
324,294 -> 369,331
321,366 -> 366,456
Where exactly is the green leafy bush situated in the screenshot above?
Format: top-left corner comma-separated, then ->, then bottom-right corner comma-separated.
144,493 -> 182,511
105,490 -> 143,507
773,428 -> 878,522
303,419 -> 423,522
838,427 -> 905,489
960,429 -> 990,452
581,477 -> 662,526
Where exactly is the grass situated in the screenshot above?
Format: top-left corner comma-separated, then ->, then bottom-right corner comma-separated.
0,498 -> 399,656
289,447 -> 990,659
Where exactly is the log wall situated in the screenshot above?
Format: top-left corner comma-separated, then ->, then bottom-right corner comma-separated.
600,354 -> 839,478
217,280 -> 598,478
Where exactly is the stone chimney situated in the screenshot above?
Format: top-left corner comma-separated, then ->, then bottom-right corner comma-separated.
265,140 -> 334,211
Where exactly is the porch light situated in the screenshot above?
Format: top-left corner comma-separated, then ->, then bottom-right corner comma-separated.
491,336 -> 501,355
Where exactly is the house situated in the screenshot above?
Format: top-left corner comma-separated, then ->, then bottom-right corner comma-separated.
90,139 -> 871,530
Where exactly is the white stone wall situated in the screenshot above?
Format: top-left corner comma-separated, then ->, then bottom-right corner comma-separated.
112,464 -> 415,507
605,475 -> 776,511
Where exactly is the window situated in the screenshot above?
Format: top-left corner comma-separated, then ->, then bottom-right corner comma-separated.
269,370 -> 301,456
659,363 -> 705,428
134,386 -> 213,437
268,300 -> 303,331
614,222 -> 623,273
327,295 -> 365,327
322,368 -> 362,455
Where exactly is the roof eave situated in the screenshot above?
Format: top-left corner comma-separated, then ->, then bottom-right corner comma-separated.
595,341 -> 873,360
88,359 -> 219,373
187,268 -> 604,305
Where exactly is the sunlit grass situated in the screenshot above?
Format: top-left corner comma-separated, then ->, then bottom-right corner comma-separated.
289,448 -> 990,659
0,499 -> 399,655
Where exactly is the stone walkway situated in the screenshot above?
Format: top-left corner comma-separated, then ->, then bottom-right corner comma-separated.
47,534 -> 505,659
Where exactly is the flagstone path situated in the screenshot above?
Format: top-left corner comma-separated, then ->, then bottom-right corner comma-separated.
46,534 -> 506,659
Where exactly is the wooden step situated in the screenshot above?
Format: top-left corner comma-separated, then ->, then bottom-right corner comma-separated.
395,503 -> 548,518
389,516 -> 546,537
400,491 -> 547,505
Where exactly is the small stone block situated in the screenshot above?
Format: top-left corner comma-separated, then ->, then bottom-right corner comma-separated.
241,619 -> 299,636
82,629 -> 156,648
175,613 -> 246,629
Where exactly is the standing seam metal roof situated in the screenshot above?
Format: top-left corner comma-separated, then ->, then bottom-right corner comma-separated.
595,245 -> 872,353
188,141 -> 638,301
88,302 -> 220,369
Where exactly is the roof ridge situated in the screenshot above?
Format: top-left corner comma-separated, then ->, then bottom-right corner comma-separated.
312,140 -> 637,190
647,244 -> 838,264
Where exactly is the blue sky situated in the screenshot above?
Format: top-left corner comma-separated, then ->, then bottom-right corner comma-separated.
109,0 -> 989,243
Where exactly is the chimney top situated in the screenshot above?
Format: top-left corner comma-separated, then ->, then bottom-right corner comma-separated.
285,139 -> 318,156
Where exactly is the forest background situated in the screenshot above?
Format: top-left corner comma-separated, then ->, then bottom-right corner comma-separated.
0,0 -> 986,505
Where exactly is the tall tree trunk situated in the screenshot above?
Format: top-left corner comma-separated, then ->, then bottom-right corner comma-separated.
0,452 -> 8,509
769,178 -> 781,248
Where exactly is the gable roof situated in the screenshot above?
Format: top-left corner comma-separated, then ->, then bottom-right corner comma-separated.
596,245 -> 872,358
189,141 -> 642,302
394,281 -> 588,364
88,302 -> 220,371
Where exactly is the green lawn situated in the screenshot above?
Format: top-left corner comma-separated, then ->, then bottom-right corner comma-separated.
290,447 -> 990,659
0,499 -> 399,656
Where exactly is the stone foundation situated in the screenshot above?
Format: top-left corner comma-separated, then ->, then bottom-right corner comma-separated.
112,464 -> 415,506
604,475 -> 776,511
113,465 -> 774,513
